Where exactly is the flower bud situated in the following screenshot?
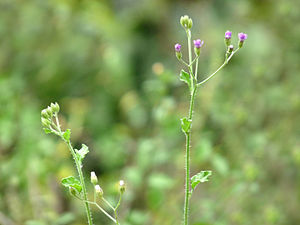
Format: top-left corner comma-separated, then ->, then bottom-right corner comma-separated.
174,43 -> 182,60
90,171 -> 98,185
238,32 -> 248,48
119,180 -> 125,194
51,102 -> 60,114
46,106 -> 53,118
187,18 -> 193,29
224,30 -> 232,47
228,45 -> 234,54
225,45 -> 234,59
95,185 -> 103,198
41,109 -> 50,119
193,39 -> 204,56
180,15 -> 192,29
41,117 -> 51,127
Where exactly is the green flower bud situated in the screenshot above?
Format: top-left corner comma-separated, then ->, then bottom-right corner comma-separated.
225,45 -> 234,60
51,102 -> 60,114
119,180 -> 125,194
180,15 -> 192,29
90,171 -> 98,185
187,18 -> 193,29
41,117 -> 51,127
46,106 -> 53,118
176,51 -> 182,60
194,47 -> 200,56
95,185 -> 103,198
41,109 -> 49,119
225,38 -> 231,47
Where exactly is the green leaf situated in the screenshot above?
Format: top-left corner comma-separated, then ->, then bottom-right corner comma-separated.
180,70 -> 191,90
181,117 -> 191,133
75,144 -> 89,163
62,129 -> 71,142
61,176 -> 82,193
191,170 -> 212,193
43,128 -> 52,134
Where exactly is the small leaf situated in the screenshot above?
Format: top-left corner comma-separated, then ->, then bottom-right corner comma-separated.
75,144 -> 89,163
181,117 -> 191,133
61,176 -> 82,193
62,129 -> 71,142
180,70 -> 191,90
191,170 -> 212,193
43,128 -> 52,134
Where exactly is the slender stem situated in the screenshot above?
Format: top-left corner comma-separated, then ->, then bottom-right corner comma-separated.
75,196 -> 116,224
85,201 -> 117,223
114,194 -> 122,225
55,114 -> 93,225
197,48 -> 240,87
179,58 -> 189,67
66,141 -> 93,225
187,30 -> 192,65
195,58 -> 199,81
101,197 -> 115,211
183,85 -> 198,225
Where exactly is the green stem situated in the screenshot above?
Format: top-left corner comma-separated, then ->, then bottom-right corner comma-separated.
54,115 -> 93,225
114,194 -> 123,225
197,48 -> 240,87
183,85 -> 198,225
195,58 -> 199,81
102,197 -> 115,211
187,30 -> 192,65
66,141 -> 93,225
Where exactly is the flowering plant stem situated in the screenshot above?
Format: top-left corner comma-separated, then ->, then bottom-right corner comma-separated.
55,115 -> 93,225
177,16 -> 244,225
42,103 -> 126,225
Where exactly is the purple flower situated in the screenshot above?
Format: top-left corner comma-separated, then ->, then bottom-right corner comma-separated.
238,32 -> 248,42
175,43 -> 181,52
193,39 -> 204,49
225,30 -> 232,39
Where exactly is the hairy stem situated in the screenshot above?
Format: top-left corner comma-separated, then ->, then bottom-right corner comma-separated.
183,27 -> 198,225
54,115 -> 93,225
183,85 -> 197,225
66,141 -> 93,225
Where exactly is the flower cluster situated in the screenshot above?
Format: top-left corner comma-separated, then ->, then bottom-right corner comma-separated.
224,30 -> 248,48
174,15 -> 247,225
175,20 -> 248,62
41,102 -> 60,132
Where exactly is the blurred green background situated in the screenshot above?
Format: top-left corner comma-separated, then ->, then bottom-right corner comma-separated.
0,0 -> 299,224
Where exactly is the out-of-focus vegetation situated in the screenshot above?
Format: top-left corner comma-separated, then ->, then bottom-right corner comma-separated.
0,0 -> 299,224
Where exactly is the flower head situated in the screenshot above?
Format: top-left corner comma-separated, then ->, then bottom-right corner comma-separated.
175,43 -> 181,52
95,185 -> 104,198
225,30 -> 232,39
193,39 -> 204,49
238,32 -> 248,42
90,171 -> 98,185
119,180 -> 126,194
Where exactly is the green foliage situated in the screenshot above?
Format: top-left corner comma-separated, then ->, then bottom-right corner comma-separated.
0,0 -> 299,225
180,70 -> 192,91
191,171 -> 212,193
181,117 -> 192,133
61,176 -> 82,193
62,129 -> 71,142
75,144 -> 89,163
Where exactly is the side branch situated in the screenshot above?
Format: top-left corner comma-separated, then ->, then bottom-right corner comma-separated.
196,48 -> 240,86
